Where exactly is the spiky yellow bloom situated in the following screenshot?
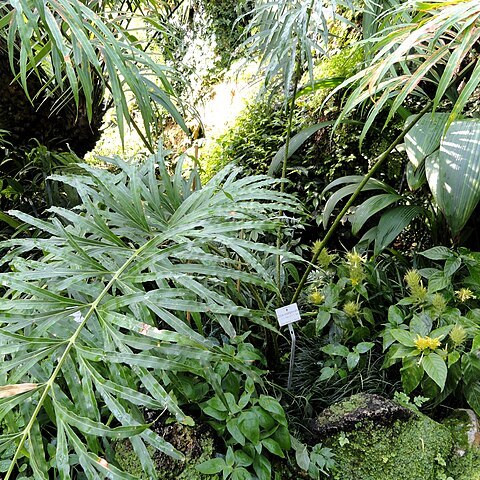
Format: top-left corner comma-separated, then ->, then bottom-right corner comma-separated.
343,301 -> 361,318
349,265 -> 365,286
404,269 -> 421,289
312,243 -> 334,268
346,250 -> 365,267
309,290 -> 324,305
455,288 -> 475,302
414,335 -> 441,352
449,324 -> 467,346
404,269 -> 427,302
431,293 -> 447,314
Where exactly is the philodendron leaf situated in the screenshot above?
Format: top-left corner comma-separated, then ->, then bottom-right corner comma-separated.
426,119 -> 480,237
404,112 -> 450,169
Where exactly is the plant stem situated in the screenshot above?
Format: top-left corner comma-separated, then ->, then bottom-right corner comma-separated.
276,60 -> 302,292
291,101 -> 433,304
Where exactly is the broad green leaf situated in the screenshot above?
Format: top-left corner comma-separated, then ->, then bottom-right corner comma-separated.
422,353 -> 447,390
351,194 -> 402,235
426,120 -> 480,237
373,206 -> 423,255
262,438 -> 285,458
401,356 -> 424,394
420,246 -> 453,260
258,396 -> 287,425
238,411 -> 260,445
347,351 -> 360,370
388,305 -> 405,326
253,454 -> 271,480
196,458 -> 226,474
390,329 -> 417,347
322,343 -> 349,357
323,179 -> 393,228
404,113 -> 450,168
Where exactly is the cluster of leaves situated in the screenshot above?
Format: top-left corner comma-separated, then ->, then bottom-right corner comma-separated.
292,248 -> 402,408
0,146 -> 307,478
0,0 -> 188,145
322,112 -> 480,253
383,247 -> 480,415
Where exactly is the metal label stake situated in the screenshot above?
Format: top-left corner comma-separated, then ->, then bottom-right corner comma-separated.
275,303 -> 301,391
287,323 -> 296,390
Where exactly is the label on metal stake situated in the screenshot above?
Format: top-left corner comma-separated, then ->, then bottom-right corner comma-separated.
275,303 -> 301,327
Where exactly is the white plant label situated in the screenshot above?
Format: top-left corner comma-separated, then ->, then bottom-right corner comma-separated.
275,303 -> 301,327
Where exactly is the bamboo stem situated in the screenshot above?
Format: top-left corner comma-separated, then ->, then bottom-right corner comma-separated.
290,102 -> 433,304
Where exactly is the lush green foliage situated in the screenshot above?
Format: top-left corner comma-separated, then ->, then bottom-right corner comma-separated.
292,249 -> 402,408
0,146 -> 303,478
383,247 -> 480,414
322,113 -> 480,251
0,0 -> 187,146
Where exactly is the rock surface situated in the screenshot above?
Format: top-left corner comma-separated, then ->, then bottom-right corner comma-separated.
310,393 -> 413,441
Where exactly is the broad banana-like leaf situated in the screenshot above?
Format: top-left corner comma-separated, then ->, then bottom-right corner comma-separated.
351,193 -> 403,235
373,206 -> 423,255
404,113 -> 450,168
426,119 -> 480,237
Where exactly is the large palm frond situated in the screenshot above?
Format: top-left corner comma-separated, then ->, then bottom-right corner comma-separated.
332,0 -> 480,141
242,0 -> 356,97
0,0 -> 187,153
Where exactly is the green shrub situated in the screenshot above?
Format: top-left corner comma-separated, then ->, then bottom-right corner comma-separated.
200,49 -> 405,242
0,146 -> 302,478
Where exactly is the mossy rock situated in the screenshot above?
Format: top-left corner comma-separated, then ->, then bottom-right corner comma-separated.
113,422 -> 215,480
446,446 -> 480,480
326,415 -> 452,480
311,393 -> 413,440
312,394 -> 453,480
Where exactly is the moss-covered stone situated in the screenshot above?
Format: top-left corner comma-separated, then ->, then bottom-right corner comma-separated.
312,393 -> 413,439
326,414 -> 452,480
446,446 -> 480,480
442,409 -> 476,452
113,422 -> 216,480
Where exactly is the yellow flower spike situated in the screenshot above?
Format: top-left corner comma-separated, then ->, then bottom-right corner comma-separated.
312,243 -> 334,268
414,335 -> 441,352
449,324 -> 467,346
431,293 -> 447,314
404,269 -> 421,289
404,269 -> 427,303
343,301 -> 361,318
346,249 -> 365,267
455,288 -> 475,302
309,290 -> 324,305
